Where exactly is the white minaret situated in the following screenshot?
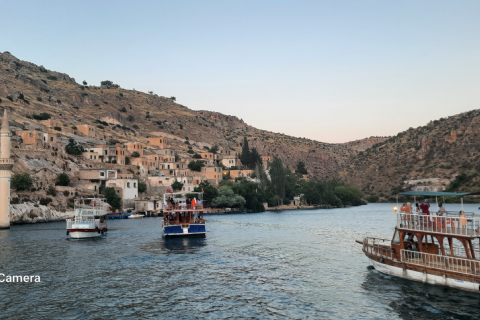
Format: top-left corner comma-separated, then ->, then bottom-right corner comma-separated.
0,109 -> 13,229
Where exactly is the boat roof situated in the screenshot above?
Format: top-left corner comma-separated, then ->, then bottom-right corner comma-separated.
399,191 -> 480,197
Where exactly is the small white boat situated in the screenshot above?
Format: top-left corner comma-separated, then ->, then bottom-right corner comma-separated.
128,213 -> 143,219
66,198 -> 108,239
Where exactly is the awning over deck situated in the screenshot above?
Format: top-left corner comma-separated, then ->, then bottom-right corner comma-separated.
399,191 -> 480,197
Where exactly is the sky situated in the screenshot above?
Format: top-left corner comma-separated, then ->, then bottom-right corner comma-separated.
1,1 -> 479,143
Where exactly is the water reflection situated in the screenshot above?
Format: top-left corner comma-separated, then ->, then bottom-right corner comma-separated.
362,268 -> 480,320
159,237 -> 207,254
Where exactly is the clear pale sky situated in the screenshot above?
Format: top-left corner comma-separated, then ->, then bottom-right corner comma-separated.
1,1 -> 479,143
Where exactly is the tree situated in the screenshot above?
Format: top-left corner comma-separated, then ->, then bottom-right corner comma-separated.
212,186 -> 246,208
127,115 -> 135,122
104,187 -> 122,210
296,161 -> 308,175
194,181 -> 219,205
170,96 -> 176,101
11,173 -> 33,191
175,153 -> 180,162
56,173 -> 70,186
83,80 -> 87,85
269,157 -> 285,202
171,179 -> 184,191
65,138 -> 84,155
188,160 -> 205,172
192,153 -> 202,159
209,144 -> 219,154
120,107 -> 127,112
32,113 -> 51,120
240,137 -> 251,168
334,185 -> 362,206
131,152 -> 140,158
187,149 -> 195,154
138,181 -> 147,193
249,148 -> 262,168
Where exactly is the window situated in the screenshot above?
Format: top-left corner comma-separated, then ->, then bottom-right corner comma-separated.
134,182 -> 137,188
30,132 -> 33,137
127,182 -> 130,188
104,150 -> 107,155
100,172 -> 105,177
90,155 -> 92,159
44,136 -> 46,142
50,137 -> 53,142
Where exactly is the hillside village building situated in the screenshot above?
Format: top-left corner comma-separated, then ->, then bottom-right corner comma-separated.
77,124 -> 95,137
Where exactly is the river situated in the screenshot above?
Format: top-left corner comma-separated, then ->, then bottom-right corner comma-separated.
1,203 -> 480,319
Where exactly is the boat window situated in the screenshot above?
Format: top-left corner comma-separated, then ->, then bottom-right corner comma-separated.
392,230 -> 400,244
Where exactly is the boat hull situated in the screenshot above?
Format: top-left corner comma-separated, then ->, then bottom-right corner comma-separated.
163,224 -> 206,238
370,259 -> 480,293
68,227 -> 107,239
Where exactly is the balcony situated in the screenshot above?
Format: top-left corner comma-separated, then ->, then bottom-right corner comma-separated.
397,213 -> 480,237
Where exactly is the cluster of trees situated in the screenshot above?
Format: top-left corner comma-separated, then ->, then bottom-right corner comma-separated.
240,137 -> 262,169
188,160 -> 205,172
100,80 -> 120,88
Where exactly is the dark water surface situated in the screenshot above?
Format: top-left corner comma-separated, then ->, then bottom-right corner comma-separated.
2,203 -> 480,319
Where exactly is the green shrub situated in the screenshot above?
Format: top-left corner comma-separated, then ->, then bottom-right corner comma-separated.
57,100 -> 61,104
10,197 -> 20,204
63,190 -> 70,196
94,104 -> 100,106
56,173 -> 70,186
131,151 -> 140,158
72,126 -> 77,130
100,80 -> 120,88
120,107 -> 127,112
32,113 -> 51,120
73,106 -> 79,109
103,101 -> 108,104
6,96 -> 13,101
40,197 -> 53,205
81,93 -> 88,97
37,97 -> 42,101
54,126 -> 62,131
97,125 -> 104,129
11,173 -> 33,191
65,138 -> 84,155
47,185 -> 57,196
47,76 -> 57,80
187,149 -> 194,154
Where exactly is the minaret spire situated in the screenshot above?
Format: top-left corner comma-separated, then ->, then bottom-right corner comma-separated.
0,108 -> 13,229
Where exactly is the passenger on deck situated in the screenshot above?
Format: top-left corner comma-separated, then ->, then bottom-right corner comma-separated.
420,200 -> 430,215
460,210 -> 467,233
415,203 -> 420,213
400,203 -> 407,212
437,203 -> 446,216
409,240 -> 418,251
405,202 -> 412,213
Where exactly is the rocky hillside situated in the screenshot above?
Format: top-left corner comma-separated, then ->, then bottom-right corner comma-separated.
339,109 -> 480,199
0,51 -> 380,180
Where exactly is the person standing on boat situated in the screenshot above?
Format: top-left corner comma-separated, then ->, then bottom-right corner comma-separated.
437,202 -> 446,216
420,200 -> 430,227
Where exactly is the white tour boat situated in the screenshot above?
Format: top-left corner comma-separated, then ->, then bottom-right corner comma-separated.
66,198 -> 108,239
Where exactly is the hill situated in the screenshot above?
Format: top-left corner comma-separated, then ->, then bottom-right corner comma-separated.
0,51 -> 384,181
339,109 -> 480,199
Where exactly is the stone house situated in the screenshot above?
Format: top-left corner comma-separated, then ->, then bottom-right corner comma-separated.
16,130 -> 44,149
145,137 -> 168,148
77,124 -> 96,137
39,119 -> 62,128
124,142 -> 144,157
201,166 -> 223,184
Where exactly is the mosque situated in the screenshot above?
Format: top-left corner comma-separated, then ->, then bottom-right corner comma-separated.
0,109 -> 13,229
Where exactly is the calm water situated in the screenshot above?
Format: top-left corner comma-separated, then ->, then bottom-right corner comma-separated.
2,203 -> 480,319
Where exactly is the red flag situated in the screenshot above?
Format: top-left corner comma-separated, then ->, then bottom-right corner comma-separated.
166,189 -> 173,194
94,201 -> 96,207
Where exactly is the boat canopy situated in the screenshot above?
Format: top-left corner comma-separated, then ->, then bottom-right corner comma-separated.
399,191 -> 479,197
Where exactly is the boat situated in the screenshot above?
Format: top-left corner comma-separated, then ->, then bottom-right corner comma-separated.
128,213 -> 144,219
66,198 -> 108,239
162,191 -> 206,238
360,191 -> 480,293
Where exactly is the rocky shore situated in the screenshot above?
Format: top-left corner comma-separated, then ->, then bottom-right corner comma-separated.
10,203 -> 73,225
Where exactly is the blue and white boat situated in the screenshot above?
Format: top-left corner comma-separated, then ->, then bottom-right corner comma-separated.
162,192 -> 206,238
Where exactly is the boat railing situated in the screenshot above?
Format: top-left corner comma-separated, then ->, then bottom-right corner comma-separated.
401,249 -> 480,276
362,237 -> 393,260
164,203 -> 204,212
67,216 -> 96,229
397,213 -> 480,237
